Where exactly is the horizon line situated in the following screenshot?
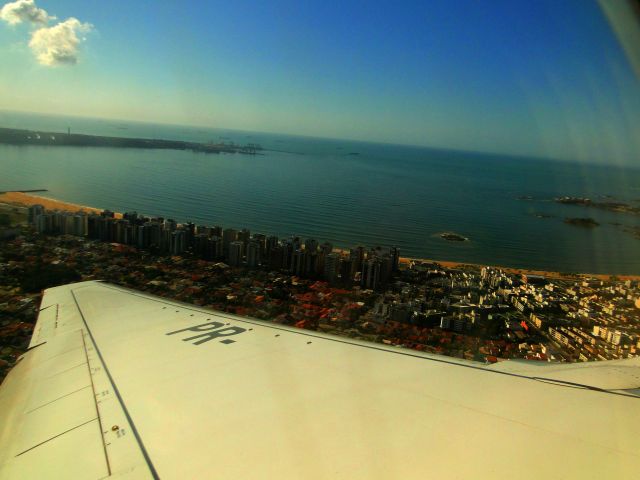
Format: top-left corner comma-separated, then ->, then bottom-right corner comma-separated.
0,107 -> 610,168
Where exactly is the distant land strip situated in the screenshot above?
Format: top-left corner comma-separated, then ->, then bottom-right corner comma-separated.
555,196 -> 640,217
0,127 -> 261,155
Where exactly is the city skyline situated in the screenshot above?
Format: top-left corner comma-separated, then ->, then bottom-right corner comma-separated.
19,201 -> 640,365
1,0 -> 639,164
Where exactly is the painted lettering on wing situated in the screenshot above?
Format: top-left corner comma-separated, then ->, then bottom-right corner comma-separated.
166,321 -> 246,345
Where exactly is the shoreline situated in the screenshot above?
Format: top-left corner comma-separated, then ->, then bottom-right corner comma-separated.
0,191 -> 122,218
2,191 -> 638,281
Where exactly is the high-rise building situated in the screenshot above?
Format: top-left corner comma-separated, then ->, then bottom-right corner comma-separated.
317,242 -> 334,275
72,214 -> 88,236
210,225 -> 223,238
123,211 -> 138,222
324,253 -> 341,284
349,246 -> 365,273
115,220 -> 130,244
266,236 -> 279,256
184,222 -> 196,248
35,213 -> 52,233
87,215 -> 99,238
281,240 -> 294,270
222,228 -> 238,258
252,234 -> 266,259
164,219 -> 177,232
28,204 -> 44,224
305,252 -> 318,277
148,222 -> 162,249
194,233 -> 210,258
305,238 -> 318,253
91,215 -> 110,240
238,228 -> 251,247
380,255 -> 393,286
170,230 -> 186,255
161,229 -> 172,253
107,218 -> 118,242
361,258 -> 382,290
268,245 -> 283,270
228,240 -> 244,267
291,249 -> 307,276
389,246 -> 400,273
340,258 -> 354,287
63,214 -> 75,236
196,225 -> 210,236
137,224 -> 149,248
247,240 -> 261,268
209,236 -> 223,260
320,242 -> 333,256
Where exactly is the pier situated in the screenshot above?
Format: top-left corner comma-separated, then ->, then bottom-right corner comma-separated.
0,189 -> 48,194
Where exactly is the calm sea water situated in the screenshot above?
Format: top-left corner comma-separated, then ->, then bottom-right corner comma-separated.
1,110 -> 639,274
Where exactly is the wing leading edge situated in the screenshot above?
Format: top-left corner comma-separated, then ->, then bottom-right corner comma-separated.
1,281 -> 639,479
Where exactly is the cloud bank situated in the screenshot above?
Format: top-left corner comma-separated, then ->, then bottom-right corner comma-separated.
0,0 -> 92,66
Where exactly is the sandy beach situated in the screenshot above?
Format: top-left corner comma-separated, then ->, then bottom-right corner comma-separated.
0,192 -> 121,218
397,256 -> 639,281
2,191 -> 638,281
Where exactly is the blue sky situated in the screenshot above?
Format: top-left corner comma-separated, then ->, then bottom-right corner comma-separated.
1,0 -> 639,163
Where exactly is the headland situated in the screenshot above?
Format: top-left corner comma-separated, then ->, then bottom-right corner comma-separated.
0,127 -> 261,155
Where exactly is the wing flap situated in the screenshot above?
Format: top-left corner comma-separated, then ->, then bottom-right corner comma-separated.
0,287 -> 155,480
487,356 -> 640,390
0,329 -> 107,479
2,419 -> 107,480
30,303 -> 57,347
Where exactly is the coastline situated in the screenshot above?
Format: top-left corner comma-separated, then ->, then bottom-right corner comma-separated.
2,191 -> 638,281
0,191 -> 122,218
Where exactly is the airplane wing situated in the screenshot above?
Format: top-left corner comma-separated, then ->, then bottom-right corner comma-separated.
0,281 -> 638,479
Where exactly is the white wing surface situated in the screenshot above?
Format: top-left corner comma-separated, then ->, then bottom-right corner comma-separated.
0,281 -> 639,479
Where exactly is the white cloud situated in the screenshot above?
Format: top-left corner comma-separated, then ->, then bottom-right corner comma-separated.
1,1 -> 93,66
28,17 -> 92,66
0,0 -> 53,26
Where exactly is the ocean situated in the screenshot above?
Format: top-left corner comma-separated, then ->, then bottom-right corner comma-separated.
1,110 -> 639,275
